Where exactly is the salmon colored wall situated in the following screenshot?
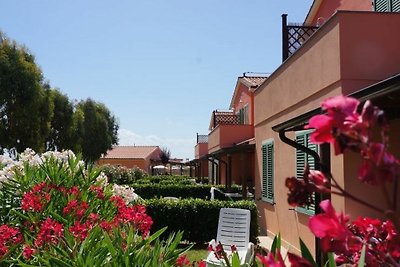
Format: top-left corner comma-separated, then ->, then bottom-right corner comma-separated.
340,12 -> 400,94
343,119 -> 400,218
231,83 -> 254,125
97,158 -> 147,172
308,0 -> 372,25
195,143 -> 208,159
200,159 -> 209,178
254,11 -> 400,254
208,124 -> 253,153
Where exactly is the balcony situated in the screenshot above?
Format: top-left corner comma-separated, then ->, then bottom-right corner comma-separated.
208,124 -> 253,154
255,11 -> 400,126
195,134 -> 208,159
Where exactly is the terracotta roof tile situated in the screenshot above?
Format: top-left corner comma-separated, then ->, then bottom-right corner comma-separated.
101,146 -> 160,159
240,76 -> 268,87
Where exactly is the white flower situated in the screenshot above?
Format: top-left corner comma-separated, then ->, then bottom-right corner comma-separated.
112,184 -> 140,203
97,172 -> 109,187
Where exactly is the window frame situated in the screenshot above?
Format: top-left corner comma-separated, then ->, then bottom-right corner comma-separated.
295,130 -> 318,215
261,139 -> 274,204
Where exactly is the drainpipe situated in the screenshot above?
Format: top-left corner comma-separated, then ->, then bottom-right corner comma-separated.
278,129 -> 323,266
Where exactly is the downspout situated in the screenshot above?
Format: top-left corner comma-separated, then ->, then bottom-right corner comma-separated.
278,129 -> 323,266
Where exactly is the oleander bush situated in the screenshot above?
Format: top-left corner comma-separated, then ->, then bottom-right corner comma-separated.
0,150 -> 191,266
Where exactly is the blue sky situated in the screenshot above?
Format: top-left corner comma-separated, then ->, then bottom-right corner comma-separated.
1,0 -> 312,160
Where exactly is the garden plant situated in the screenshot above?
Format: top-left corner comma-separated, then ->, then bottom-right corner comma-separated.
0,150 -> 193,266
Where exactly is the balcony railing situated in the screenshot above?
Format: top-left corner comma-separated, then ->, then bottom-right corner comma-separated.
196,133 -> 208,144
211,110 -> 242,130
282,14 -> 319,62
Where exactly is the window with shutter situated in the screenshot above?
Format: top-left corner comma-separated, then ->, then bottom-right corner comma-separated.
374,0 -> 400,11
238,105 -> 249,124
295,130 -> 318,215
261,139 -> 274,204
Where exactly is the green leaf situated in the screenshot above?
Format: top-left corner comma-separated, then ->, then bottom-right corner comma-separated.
231,252 -> 241,267
11,209 -> 30,221
299,238 -> 318,267
103,232 -> 118,258
49,257 -> 71,267
358,244 -> 366,267
270,233 -> 281,254
49,210 -> 68,224
327,253 -> 337,267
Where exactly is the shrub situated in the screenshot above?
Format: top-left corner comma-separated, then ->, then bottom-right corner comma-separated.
142,198 -> 259,244
133,184 -> 242,200
100,164 -> 146,185
0,150 -> 189,266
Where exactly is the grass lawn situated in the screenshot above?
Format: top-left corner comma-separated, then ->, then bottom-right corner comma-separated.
182,243 -> 209,263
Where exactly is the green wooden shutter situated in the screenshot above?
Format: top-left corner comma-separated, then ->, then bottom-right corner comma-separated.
295,131 -> 318,214
262,140 -> 274,203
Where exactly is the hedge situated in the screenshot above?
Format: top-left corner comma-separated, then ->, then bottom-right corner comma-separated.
133,184 -> 242,200
142,198 -> 259,244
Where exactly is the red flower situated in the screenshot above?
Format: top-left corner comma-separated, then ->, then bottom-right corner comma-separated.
176,254 -> 190,267
230,244 -> 237,252
0,225 -> 23,257
21,191 -> 50,212
22,245 -> 36,260
110,195 -> 126,209
287,252 -> 313,267
69,186 -> 80,196
90,185 -> 105,199
34,218 -> 64,247
63,199 -> 78,215
256,252 -> 285,266
197,261 -> 206,267
309,200 -> 350,253
69,221 -> 88,241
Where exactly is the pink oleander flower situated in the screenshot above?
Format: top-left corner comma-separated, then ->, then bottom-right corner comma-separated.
359,143 -> 400,184
321,95 -> 359,123
286,166 -> 330,207
306,114 -> 335,144
309,200 -> 351,253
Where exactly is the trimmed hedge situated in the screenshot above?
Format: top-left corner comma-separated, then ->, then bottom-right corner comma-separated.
143,198 -> 259,244
133,175 -> 195,185
133,184 -> 242,200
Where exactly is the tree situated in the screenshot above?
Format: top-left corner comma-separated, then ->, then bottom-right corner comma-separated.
46,89 -> 75,151
0,34 -> 52,153
76,99 -> 119,162
159,147 -> 171,165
